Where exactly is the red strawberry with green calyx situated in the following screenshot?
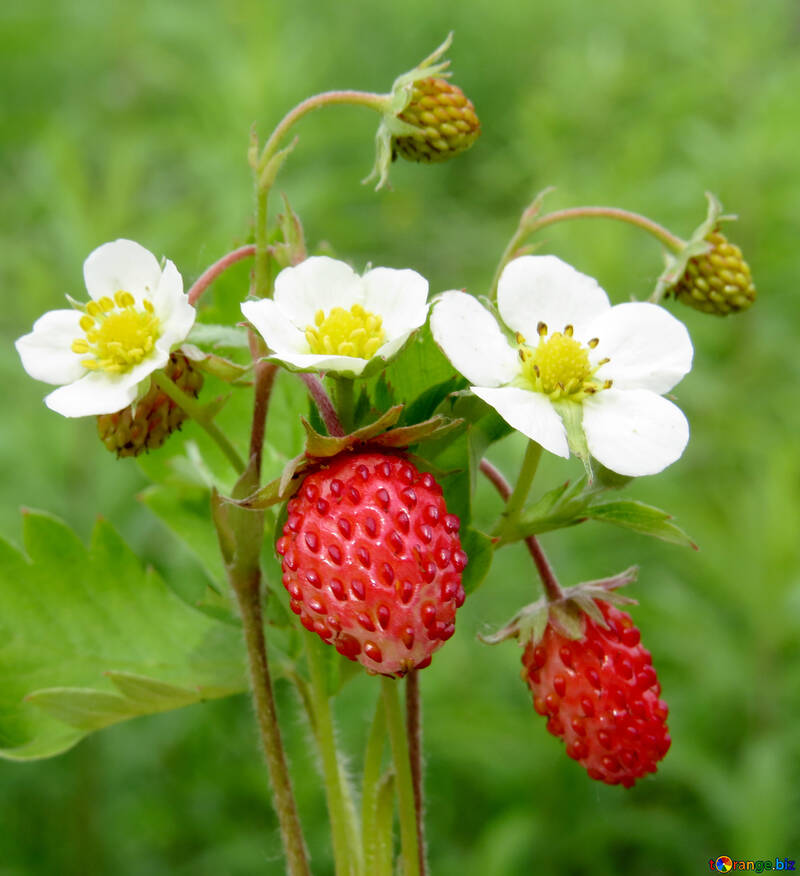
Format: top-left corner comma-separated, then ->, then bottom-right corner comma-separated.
232,405 -> 466,677
276,450 -> 467,677
486,569 -> 670,787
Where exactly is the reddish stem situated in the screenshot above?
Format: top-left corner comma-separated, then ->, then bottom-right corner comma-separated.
299,373 -> 345,437
479,458 -> 564,602
248,331 -> 278,477
187,245 -> 256,306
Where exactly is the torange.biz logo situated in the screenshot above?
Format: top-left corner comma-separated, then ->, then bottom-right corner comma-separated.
710,856 -> 795,872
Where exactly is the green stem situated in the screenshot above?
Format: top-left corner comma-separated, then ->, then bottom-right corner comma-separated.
490,205 -> 685,301
500,440 -> 543,528
258,90 -> 388,174
529,206 -> 685,252
406,671 -> 427,876
362,697 -> 387,873
381,678 -> 420,876
151,370 -> 245,473
236,579 -> 311,876
479,458 -> 564,602
304,633 -> 361,876
333,377 -> 356,433
253,183 -> 271,303
373,773 -> 396,876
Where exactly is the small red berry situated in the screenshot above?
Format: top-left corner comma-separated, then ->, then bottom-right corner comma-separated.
522,602 -> 670,787
277,451 -> 467,676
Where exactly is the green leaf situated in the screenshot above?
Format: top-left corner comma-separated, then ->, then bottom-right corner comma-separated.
460,528 -> 494,594
585,499 -> 697,548
188,322 -> 250,350
375,323 -> 457,407
0,511 -> 247,761
138,484 -> 226,590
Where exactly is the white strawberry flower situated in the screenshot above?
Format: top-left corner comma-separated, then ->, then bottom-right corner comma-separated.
242,256 -> 429,378
431,255 -> 694,477
15,239 -> 196,417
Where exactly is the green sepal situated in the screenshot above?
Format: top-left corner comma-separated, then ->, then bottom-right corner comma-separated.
653,191 -> 737,301
364,33 -> 454,190
192,353 -> 252,384
479,567 -> 638,648
274,192 -> 307,268
552,399 -> 593,481
258,136 -> 298,191
230,405 -> 463,511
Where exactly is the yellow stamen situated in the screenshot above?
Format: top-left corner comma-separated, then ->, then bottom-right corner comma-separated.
517,324 -> 610,401
72,290 -> 161,375
305,304 -> 386,360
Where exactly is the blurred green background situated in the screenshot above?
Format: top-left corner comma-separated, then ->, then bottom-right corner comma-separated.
2,0 -> 799,873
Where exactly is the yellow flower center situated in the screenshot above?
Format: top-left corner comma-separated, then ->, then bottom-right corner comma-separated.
71,291 -> 161,374
517,322 -> 611,400
305,303 -> 386,359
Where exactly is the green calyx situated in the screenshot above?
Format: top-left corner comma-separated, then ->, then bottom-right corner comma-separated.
653,192 -> 755,315
479,567 -> 639,648
366,33 -> 472,190
228,405 -> 462,510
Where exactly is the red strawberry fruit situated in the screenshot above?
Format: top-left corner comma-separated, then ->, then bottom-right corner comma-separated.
522,601 -> 670,787
276,451 -> 467,677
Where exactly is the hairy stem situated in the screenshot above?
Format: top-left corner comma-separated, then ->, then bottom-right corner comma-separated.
373,773 -> 396,876
480,457 -> 564,601
299,373 -> 345,437
405,671 -> 427,876
187,245 -> 256,306
258,90 -> 387,173
381,678 -> 420,876
248,332 -> 278,475
362,697 -> 387,874
490,205 -> 684,300
304,634 -> 360,876
528,206 -> 685,251
150,370 -> 245,473
236,579 -> 311,876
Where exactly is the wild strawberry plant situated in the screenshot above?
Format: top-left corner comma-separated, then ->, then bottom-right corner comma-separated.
5,33 -> 755,876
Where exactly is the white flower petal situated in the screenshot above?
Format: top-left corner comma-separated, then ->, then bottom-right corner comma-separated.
242,298 -> 308,355
273,257 -> 361,330
15,309 -> 86,385
431,291 -> 520,387
83,239 -> 162,301
373,331 -> 416,364
271,351 -> 371,377
362,267 -> 429,339
586,302 -> 693,393
150,257 -> 185,313
471,386 -> 569,458
582,388 -> 689,477
497,255 -> 610,341
45,371 -> 137,417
